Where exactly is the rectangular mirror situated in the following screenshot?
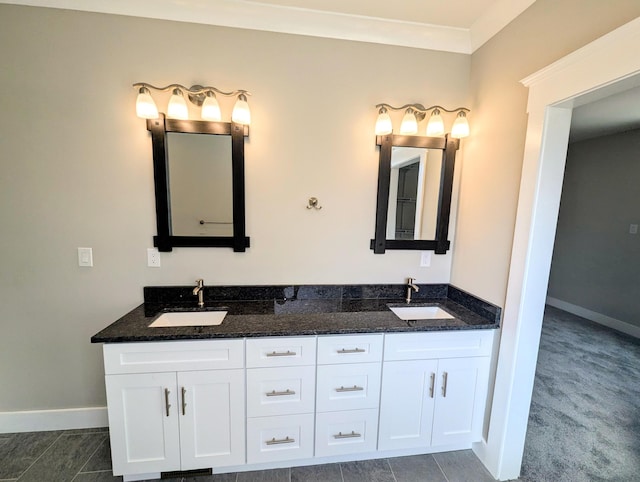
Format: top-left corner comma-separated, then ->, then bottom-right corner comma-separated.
371,134 -> 459,254
167,133 -> 233,237
146,115 -> 250,252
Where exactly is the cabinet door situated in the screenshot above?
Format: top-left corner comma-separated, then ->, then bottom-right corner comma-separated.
105,372 -> 180,476
178,370 -> 246,470
378,360 -> 438,451
431,357 -> 489,447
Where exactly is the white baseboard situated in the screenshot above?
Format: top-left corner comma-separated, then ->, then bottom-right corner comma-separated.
0,406 -> 108,434
546,297 -> 640,339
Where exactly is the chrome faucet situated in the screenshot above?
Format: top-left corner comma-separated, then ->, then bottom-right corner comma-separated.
406,277 -> 419,303
193,279 -> 204,308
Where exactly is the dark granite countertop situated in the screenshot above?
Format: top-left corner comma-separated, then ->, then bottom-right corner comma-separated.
91,284 -> 501,343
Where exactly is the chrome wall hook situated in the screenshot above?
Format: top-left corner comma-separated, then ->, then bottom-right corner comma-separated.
306,197 -> 322,210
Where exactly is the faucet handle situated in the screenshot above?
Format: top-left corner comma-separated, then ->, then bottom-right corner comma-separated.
195,278 -> 204,287
407,277 -> 415,284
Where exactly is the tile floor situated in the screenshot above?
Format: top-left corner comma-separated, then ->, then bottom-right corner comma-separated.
0,428 -> 500,482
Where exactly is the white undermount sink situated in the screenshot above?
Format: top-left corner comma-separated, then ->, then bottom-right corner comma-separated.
389,305 -> 454,321
149,311 -> 228,327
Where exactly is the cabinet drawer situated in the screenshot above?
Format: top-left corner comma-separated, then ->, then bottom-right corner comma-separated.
317,334 -> 383,364
103,339 -> 244,374
383,330 -> 493,361
316,363 -> 381,412
315,409 -> 379,457
247,366 -> 316,417
246,414 -> 314,464
246,337 -> 316,368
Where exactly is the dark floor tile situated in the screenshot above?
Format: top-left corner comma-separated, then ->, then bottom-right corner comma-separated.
433,450 -> 495,482
80,438 -> 112,472
341,459 -> 395,482
0,430 -> 62,479
237,468 -> 288,482
157,474 -> 237,482
72,471 -> 123,481
291,463 -> 342,482
388,454 -> 447,482
17,432 -> 107,482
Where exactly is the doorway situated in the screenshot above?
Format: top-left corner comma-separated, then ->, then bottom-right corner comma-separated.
474,17 -> 640,481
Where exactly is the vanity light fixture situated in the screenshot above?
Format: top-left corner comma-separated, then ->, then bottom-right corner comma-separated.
375,103 -> 470,138
133,83 -> 251,124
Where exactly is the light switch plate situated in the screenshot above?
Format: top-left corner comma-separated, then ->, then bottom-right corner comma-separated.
630,224 -> 638,235
420,251 -> 431,267
147,248 -> 161,267
78,247 -> 93,267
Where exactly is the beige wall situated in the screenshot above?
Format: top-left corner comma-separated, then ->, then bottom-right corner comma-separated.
0,5 -> 469,411
548,129 -> 640,326
451,0 -> 640,305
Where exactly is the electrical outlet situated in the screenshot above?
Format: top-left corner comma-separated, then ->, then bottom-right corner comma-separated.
78,247 -> 93,267
147,248 -> 161,267
420,251 -> 431,267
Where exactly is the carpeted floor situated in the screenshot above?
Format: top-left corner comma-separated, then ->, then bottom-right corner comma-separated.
520,305 -> 640,481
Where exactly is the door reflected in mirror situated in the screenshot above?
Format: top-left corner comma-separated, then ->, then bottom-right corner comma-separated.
167,133 -> 233,237
387,147 -> 442,240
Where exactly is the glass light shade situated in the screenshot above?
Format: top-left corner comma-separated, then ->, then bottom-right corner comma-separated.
375,111 -> 393,135
451,113 -> 470,138
232,94 -> 251,125
167,89 -> 188,120
400,109 -> 418,135
135,89 -> 158,119
426,111 -> 445,136
201,93 -> 222,121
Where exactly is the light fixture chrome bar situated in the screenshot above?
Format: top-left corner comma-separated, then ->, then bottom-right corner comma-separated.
133,82 -> 251,98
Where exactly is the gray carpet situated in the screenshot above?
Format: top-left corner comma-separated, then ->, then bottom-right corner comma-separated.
520,306 -> 640,481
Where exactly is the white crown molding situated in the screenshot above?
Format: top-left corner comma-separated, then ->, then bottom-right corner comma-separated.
1,0 -> 540,54
1,0 -> 472,53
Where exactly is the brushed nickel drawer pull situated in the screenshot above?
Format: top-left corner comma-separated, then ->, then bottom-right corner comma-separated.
337,348 -> 365,354
334,431 -> 362,439
429,373 -> 435,398
442,372 -> 448,397
336,385 -> 364,392
181,387 -> 187,415
266,350 -> 297,357
266,436 -> 295,445
164,388 -> 171,417
266,389 -> 296,397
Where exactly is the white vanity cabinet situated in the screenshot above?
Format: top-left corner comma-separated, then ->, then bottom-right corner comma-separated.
315,334 -> 383,457
378,331 -> 492,451
103,340 -> 245,476
245,337 -> 316,464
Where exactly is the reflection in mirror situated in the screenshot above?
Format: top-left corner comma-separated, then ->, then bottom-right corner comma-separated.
167,133 -> 233,236
387,147 -> 442,240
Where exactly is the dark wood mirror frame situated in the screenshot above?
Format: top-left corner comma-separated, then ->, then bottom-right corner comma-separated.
147,113 -> 250,252
370,134 -> 459,255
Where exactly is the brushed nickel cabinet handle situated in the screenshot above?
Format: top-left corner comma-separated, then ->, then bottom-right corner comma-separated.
429,373 -> 435,398
164,388 -> 171,417
442,372 -> 448,398
266,389 -> 296,397
336,385 -> 364,392
266,350 -> 297,357
334,431 -> 362,439
266,436 -> 295,445
337,348 -> 365,354
181,387 -> 187,415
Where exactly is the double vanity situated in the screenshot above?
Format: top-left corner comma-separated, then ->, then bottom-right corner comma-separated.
92,282 -> 500,481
